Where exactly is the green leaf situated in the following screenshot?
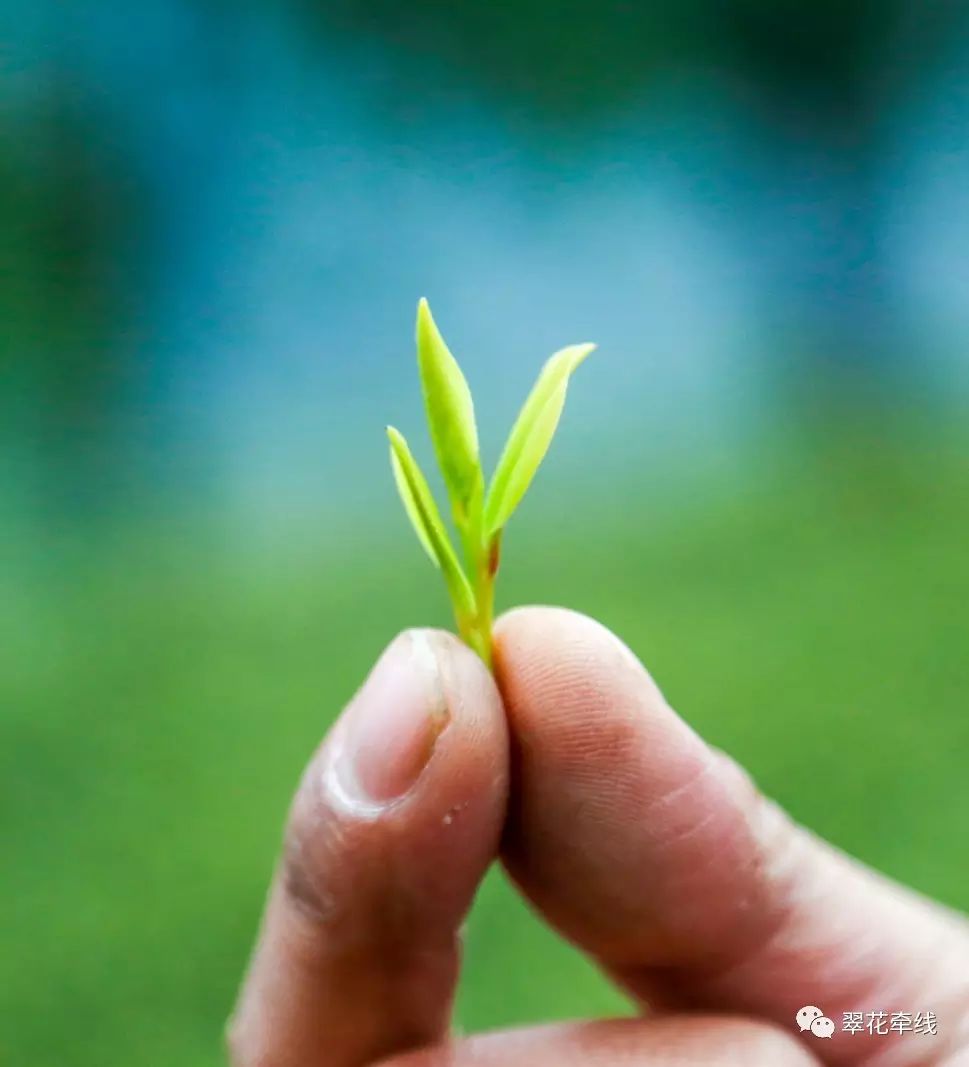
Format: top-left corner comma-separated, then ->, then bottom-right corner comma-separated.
416,298 -> 483,521
484,343 -> 595,536
388,427 -> 437,565
387,425 -> 476,618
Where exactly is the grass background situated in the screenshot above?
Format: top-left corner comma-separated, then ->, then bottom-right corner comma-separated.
2,424 -> 967,1065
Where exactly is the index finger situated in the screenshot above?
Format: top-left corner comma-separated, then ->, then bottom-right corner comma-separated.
493,607 -> 969,1065
228,629 -> 508,1067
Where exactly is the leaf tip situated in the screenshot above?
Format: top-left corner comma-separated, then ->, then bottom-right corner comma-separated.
415,296 -> 437,346
562,342 -> 596,373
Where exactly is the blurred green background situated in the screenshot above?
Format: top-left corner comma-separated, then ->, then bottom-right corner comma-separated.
2,2 -> 969,1064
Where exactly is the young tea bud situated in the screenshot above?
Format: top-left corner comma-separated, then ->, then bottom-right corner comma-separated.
388,299 -> 593,667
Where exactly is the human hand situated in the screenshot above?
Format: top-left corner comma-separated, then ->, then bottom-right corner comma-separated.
227,608 -> 969,1066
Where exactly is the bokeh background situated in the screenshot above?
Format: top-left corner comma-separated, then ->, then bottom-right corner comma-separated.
3,2 -> 969,1064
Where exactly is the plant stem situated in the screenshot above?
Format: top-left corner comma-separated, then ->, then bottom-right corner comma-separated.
453,530 -> 497,669
475,568 -> 495,669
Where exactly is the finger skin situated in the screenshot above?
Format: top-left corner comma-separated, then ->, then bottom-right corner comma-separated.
379,1016 -> 822,1066
228,629 -> 508,1067
493,607 -> 969,1066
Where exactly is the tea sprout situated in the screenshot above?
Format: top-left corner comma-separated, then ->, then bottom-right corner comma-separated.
387,299 -> 594,668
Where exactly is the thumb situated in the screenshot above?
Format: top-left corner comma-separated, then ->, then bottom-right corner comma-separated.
228,629 -> 508,1067
493,607 -> 969,1066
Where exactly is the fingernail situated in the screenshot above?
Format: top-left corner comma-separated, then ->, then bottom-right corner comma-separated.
332,631 -> 449,808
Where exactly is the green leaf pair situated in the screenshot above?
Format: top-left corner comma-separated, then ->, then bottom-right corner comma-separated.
387,298 -> 594,667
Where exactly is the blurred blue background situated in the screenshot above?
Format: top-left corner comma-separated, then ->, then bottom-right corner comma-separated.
2,3 -> 968,1064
